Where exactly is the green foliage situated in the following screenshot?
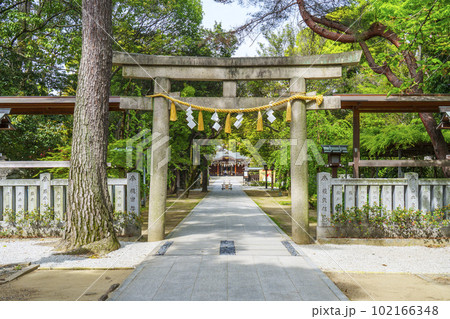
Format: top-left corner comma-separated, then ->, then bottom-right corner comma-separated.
0,207 -> 63,237
331,204 -> 450,238
0,207 -> 142,238
0,115 -> 72,178
112,210 -> 142,236
0,0 -> 237,191
361,117 -> 450,157
369,0 -> 450,93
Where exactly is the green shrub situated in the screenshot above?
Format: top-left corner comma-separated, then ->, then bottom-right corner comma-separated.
112,210 -> 142,236
0,207 -> 62,237
0,208 -> 142,238
329,204 -> 450,239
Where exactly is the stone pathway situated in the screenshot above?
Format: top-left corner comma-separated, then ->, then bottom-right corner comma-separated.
111,177 -> 347,301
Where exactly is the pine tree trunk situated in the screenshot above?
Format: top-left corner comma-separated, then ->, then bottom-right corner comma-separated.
62,0 -> 119,254
419,113 -> 450,177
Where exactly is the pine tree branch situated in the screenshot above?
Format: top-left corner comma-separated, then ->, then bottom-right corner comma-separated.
296,0 -> 356,43
358,41 -> 403,88
0,1 -> 27,15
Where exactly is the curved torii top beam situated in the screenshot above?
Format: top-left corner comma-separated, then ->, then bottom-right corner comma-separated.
112,51 -> 363,81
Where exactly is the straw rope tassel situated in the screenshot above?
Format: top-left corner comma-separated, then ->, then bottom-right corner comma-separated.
286,101 -> 292,122
225,113 -> 232,134
170,101 -> 177,121
257,110 -> 263,132
198,111 -> 204,131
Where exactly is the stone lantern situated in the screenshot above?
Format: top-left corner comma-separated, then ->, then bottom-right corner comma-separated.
0,109 -> 15,130
321,145 -> 348,178
437,111 -> 450,130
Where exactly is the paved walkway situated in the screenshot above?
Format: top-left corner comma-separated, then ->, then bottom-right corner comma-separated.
111,177 -> 347,301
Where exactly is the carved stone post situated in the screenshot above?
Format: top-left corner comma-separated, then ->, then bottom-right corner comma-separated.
290,77 -> 310,244
148,77 -> 170,241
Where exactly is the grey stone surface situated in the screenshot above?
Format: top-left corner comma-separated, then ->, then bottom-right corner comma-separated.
357,185 -> 368,208
369,185 -> 380,207
344,185 -> 355,210
113,51 -> 362,67
27,186 -> 38,212
445,186 -> 450,206
53,185 -> 64,219
127,172 -> 140,215
111,177 -> 345,301
393,185 -> 405,210
115,50 -> 362,82
223,81 -> 237,97
123,65 -> 343,81
405,172 -> 419,209
147,77 -> 170,242
381,185 -> 393,212
114,185 -> 125,212
420,185 -> 431,212
317,172 -> 331,227
332,185 -> 343,214
39,173 -> 51,212
2,186 -> 13,218
15,186 -> 25,212
431,185 -> 444,211
290,77 -> 310,244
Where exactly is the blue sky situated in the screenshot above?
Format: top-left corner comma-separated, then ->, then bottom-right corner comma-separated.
201,0 -> 265,57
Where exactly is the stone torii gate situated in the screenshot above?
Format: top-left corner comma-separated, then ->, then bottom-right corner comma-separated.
112,51 -> 362,244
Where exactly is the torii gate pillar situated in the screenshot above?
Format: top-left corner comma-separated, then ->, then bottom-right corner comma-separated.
148,77 -> 170,241
290,77 -> 310,244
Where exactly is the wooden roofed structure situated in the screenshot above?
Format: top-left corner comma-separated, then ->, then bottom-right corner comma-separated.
335,94 -> 450,177
0,96 -> 121,114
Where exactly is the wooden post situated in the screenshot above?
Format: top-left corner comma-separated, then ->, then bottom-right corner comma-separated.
148,77 -> 170,242
353,107 -> 360,178
265,166 -> 268,189
271,169 -> 274,190
290,77 -> 310,244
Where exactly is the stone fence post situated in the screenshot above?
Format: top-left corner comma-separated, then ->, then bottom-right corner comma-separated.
39,173 -> 51,212
127,172 -> 140,215
405,172 -> 419,210
317,172 -> 331,226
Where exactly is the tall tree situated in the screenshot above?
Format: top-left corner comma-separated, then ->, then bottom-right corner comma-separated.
295,0 -> 449,176
62,0 -> 119,253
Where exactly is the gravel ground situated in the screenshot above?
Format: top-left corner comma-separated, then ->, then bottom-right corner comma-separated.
0,239 -> 160,269
297,244 -> 450,274
1,238 -> 449,274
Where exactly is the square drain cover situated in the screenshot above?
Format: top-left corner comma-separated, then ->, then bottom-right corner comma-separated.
220,240 -> 236,255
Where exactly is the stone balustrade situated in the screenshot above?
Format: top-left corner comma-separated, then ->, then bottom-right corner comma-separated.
0,172 -> 140,221
316,172 -> 450,238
